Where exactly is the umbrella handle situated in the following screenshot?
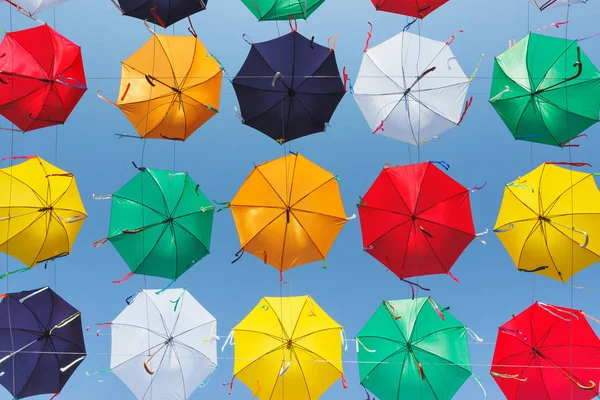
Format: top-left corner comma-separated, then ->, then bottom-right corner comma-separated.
144,356 -> 155,375
574,380 -> 596,390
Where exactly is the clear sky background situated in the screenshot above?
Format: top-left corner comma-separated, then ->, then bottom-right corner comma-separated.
2,0 -> 600,399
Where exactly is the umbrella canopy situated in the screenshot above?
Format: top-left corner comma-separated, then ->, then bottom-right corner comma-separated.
232,27 -> 345,144
353,30 -> 470,146
98,29 -> 222,141
491,301 -> 600,399
490,33 -> 600,147
357,297 -> 472,400
529,0 -> 587,11
494,162 -> 600,282
230,295 -> 344,399
371,0 -> 448,18
357,162 -> 476,280
0,287 -> 86,399
0,156 -> 87,267
96,167 -> 214,281
7,0 -> 67,15
0,24 -> 87,132
109,289 -> 217,400
240,0 -> 325,20
113,0 -> 208,28
229,152 -> 351,276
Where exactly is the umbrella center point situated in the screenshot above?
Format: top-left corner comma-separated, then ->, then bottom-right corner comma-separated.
287,339 -> 293,348
404,88 -> 411,96
38,206 -> 53,212
287,89 -> 296,97
165,217 -> 174,224
165,336 -> 174,344
411,215 -> 417,221
42,331 -> 51,338
538,215 -> 550,222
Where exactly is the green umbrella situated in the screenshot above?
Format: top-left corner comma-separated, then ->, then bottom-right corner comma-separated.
96,167 -> 214,281
490,33 -> 600,147
356,297 -> 474,400
240,0 -> 325,21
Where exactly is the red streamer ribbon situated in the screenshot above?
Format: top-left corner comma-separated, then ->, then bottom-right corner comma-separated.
457,96 -> 473,125
364,22 -> 373,52
149,5 -> 167,28
545,162 -> 592,167
113,272 -> 134,284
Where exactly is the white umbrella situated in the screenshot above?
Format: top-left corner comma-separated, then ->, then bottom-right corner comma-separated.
529,0 -> 587,11
109,289 -> 218,400
7,0 -> 68,16
353,30 -> 473,146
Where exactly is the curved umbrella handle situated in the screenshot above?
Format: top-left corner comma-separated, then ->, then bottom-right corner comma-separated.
144,357 -> 155,375
145,74 -> 156,87
575,380 -> 596,390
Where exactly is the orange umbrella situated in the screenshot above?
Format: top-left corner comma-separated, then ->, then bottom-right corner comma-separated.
97,24 -> 222,141
227,152 -> 354,279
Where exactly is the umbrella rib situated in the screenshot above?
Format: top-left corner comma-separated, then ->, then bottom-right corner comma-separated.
111,195 -> 167,219
364,219 -> 412,248
170,344 -> 188,400
110,224 -> 170,273
227,204 -> 285,211
533,41 -> 578,92
411,164 -> 434,225
0,212 -> 46,260
180,69 -> 222,93
287,154 -> 299,206
293,327 -> 343,343
289,177 -> 335,209
411,326 -> 465,346
547,220 -> 600,259
530,97 -> 563,146
364,52 -> 404,92
416,216 -> 475,237
145,291 -> 173,337
406,91 -> 458,126
145,170 -> 172,216
0,170 -> 47,205
109,341 -> 166,373
543,175 -> 590,216
512,97 -> 537,142
11,39 -> 50,80
407,299 -> 430,342
492,59 -> 532,96
251,46 -> 290,90
493,349 -> 535,367
169,291 -> 187,335
414,346 -> 472,375
505,186 -> 539,217
110,322 -> 168,340
278,217 -> 290,274
292,342 -> 343,374
240,211 -> 286,249
231,81 -> 282,93
361,347 -> 407,385
232,328 -> 287,344
15,340 -> 45,398
289,346 -> 314,400
49,176 -> 76,209
170,223 -> 181,280
381,169 -> 413,216
29,212 -> 56,266
415,190 -> 472,222
533,356 -> 554,400
289,211 -> 326,260
357,204 -> 410,217
264,298 -> 290,340
154,35 -> 178,87
172,219 -> 210,255
253,166 -> 288,207
288,297 -> 310,339
233,344 -> 288,383
539,223 -> 566,281
140,343 -> 170,400
242,95 -> 288,127
291,208 -> 346,222
171,319 -> 215,340
537,93 -> 600,124
293,51 -> 338,92
514,220 -> 549,274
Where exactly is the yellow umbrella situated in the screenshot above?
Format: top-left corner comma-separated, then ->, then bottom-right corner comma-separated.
228,295 -> 346,399
0,156 -> 87,268
97,24 -> 222,141
494,162 -> 600,281
229,152 -> 353,279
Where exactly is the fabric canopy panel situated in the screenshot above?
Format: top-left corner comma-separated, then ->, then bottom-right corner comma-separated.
354,31 -> 470,146
109,289 -> 218,400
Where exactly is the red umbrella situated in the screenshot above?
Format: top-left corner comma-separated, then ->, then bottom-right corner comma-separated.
371,0 -> 448,18
0,25 -> 87,132
357,162 -> 479,281
491,302 -> 600,400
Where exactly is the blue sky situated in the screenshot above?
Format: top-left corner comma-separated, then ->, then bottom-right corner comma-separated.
2,0 -> 600,398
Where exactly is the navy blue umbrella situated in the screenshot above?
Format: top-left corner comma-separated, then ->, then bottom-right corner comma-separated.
232,27 -> 347,144
113,0 -> 208,28
0,287 -> 86,399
